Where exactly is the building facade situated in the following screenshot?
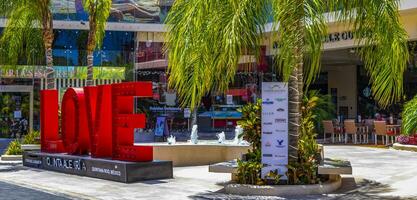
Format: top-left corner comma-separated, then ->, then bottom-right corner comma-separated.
1,0 -> 417,137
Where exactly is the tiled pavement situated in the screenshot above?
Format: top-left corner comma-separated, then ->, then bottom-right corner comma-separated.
0,146 -> 416,199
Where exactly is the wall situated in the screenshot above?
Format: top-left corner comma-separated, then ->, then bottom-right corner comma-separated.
325,65 -> 357,119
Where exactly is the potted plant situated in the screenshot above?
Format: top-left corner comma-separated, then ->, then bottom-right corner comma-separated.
21,131 -> 41,151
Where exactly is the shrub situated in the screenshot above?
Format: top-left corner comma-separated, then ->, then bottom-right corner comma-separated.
287,92 -> 322,185
5,140 -> 22,155
237,99 -> 262,151
397,135 -> 410,144
22,131 -> 41,144
236,100 -> 263,185
236,150 -> 263,185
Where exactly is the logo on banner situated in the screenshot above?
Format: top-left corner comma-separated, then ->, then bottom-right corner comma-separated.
276,140 -> 286,148
262,112 -> 274,115
264,84 -> 286,92
265,141 -> 272,147
275,97 -> 287,102
262,99 -> 274,105
275,118 -> 287,123
276,108 -> 285,112
275,130 -> 286,133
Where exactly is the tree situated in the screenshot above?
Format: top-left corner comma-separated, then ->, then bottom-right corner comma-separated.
0,0 -> 55,89
83,0 -> 112,86
165,0 -> 409,161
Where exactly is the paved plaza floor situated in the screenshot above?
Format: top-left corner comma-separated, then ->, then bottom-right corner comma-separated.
0,146 -> 416,199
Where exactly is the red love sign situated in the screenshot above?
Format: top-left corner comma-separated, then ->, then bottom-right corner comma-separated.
40,82 -> 153,162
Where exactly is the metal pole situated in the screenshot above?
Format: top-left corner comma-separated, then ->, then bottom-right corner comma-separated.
29,88 -> 33,133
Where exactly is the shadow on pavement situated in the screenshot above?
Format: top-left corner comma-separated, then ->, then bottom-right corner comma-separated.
0,165 -> 30,173
188,177 -> 417,200
0,180 -> 72,200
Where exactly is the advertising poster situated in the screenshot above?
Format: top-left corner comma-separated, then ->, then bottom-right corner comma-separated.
261,82 -> 288,180
155,116 -> 167,137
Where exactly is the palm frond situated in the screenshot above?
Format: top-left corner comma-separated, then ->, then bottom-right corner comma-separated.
329,0 -> 409,107
272,0 -> 304,81
402,95 -> 417,135
0,0 -> 45,65
165,0 -> 268,109
83,0 -> 112,49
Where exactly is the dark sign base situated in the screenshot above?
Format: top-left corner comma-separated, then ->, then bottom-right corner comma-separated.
23,151 -> 173,183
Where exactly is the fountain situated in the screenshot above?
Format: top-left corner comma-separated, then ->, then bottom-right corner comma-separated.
217,131 -> 226,144
136,125 -> 251,167
167,135 -> 176,145
234,125 -> 243,144
190,125 -> 198,144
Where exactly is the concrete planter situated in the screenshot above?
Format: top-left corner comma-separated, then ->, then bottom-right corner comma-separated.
393,143 -> 417,152
224,175 -> 342,196
21,144 -> 41,151
1,155 -> 22,161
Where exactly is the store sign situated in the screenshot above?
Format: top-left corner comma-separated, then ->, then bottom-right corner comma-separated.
184,108 -> 191,118
261,82 -> 288,180
324,31 -> 354,43
41,82 -> 153,162
226,95 -> 233,105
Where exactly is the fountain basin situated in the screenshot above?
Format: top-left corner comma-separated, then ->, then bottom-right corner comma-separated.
137,141 -> 250,167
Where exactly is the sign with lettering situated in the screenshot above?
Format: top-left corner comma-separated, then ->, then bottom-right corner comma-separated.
40,82 -> 153,162
324,31 -> 354,43
261,82 -> 288,180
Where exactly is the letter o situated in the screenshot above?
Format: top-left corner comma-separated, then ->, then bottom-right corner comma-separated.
61,88 -> 90,154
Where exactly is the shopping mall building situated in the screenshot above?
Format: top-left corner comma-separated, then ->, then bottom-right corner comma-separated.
1,0 -> 417,137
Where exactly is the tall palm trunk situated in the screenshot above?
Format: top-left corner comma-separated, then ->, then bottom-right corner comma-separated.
288,63 -> 301,162
191,108 -> 198,127
42,6 -> 55,90
86,18 -> 96,86
288,20 -> 304,163
86,50 -> 94,86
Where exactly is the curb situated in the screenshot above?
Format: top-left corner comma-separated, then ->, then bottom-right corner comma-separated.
224,175 -> 342,196
392,143 -> 417,152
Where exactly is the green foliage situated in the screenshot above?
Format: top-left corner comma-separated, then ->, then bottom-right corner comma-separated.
165,0 -> 269,110
22,131 -> 40,145
166,0 -> 408,110
236,150 -> 263,185
0,1 -> 45,65
5,140 -> 22,155
82,0 -> 112,49
303,90 -> 335,133
0,0 -> 51,65
237,99 -> 262,151
401,96 -> 417,135
236,100 -> 264,185
287,92 -> 322,185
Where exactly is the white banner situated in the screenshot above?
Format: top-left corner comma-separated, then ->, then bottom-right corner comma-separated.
261,82 -> 288,180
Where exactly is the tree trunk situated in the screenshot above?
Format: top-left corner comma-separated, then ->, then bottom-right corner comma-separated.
42,5 -> 55,90
288,64 -> 301,162
86,13 -> 96,86
288,21 -> 304,163
191,107 -> 198,127
86,51 -> 94,86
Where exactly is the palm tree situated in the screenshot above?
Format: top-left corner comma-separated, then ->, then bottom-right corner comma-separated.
0,0 -> 55,89
166,0 -> 409,161
83,0 -> 112,86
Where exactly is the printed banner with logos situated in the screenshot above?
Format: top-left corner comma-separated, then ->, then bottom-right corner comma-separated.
261,82 -> 288,180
